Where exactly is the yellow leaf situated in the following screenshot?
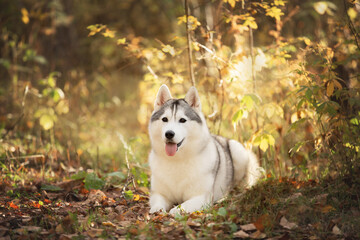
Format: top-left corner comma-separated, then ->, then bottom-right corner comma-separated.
102,29 -> 115,38
266,7 -> 284,20
274,0 -> 286,6
192,42 -> 200,51
226,0 -> 236,8
327,81 -> 334,97
133,194 -> 140,201
347,7 -> 357,21
162,45 -> 175,56
320,205 -> 335,213
117,38 -> 126,45
21,8 -> 29,24
102,221 -> 117,228
260,138 -> 269,152
39,114 -> 55,130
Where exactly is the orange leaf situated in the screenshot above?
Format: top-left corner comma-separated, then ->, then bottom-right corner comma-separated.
327,81 -> 335,97
254,214 -> 272,232
30,201 -> 41,208
9,201 -> 19,210
44,199 -> 52,204
321,205 -> 335,213
79,187 -> 89,195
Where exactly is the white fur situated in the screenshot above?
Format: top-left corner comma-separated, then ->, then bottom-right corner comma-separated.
148,85 -> 260,214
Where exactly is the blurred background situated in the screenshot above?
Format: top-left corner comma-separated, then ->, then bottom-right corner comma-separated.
0,0 -> 359,182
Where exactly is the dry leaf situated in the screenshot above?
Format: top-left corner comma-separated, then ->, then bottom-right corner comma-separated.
332,225 -> 342,235
250,230 -> 267,239
233,230 -> 250,238
186,219 -> 201,227
280,216 -> 298,230
254,214 -> 272,231
102,221 -> 117,228
240,223 -> 257,231
320,205 -> 335,213
87,228 -> 104,238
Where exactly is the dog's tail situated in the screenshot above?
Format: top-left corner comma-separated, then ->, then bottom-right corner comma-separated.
230,140 -> 261,188
244,150 -> 261,187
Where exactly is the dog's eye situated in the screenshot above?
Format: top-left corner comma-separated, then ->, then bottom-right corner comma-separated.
179,118 -> 187,123
162,117 -> 168,122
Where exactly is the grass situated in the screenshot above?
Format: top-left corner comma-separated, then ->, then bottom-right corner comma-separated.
1,152 -> 360,239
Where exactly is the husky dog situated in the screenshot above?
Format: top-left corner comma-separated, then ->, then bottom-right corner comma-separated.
148,84 -> 260,214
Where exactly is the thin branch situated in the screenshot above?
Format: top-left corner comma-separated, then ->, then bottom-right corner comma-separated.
185,0 -> 196,86
217,68 -> 225,135
249,26 -> 256,94
343,0 -> 360,51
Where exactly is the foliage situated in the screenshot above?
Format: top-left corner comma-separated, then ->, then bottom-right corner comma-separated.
0,0 -> 359,238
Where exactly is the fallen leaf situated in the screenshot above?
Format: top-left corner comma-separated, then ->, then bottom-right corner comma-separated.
186,219 -> 201,227
87,228 -> 104,238
133,194 -> 140,201
332,225 -> 342,235
250,230 -> 266,239
8,201 -> 19,210
161,226 -> 174,234
233,230 -> 250,238
240,223 -> 257,231
102,221 -> 117,228
254,214 -> 272,231
55,224 -> 64,234
280,216 -> 298,230
320,205 -> 335,213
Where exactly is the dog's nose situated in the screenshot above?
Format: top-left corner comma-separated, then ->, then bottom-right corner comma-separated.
165,130 -> 175,140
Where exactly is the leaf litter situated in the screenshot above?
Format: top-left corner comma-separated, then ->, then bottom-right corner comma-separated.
0,170 -> 359,239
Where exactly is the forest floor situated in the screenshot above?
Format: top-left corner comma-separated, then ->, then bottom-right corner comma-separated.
0,165 -> 359,240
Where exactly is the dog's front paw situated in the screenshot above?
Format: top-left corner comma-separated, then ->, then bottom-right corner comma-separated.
169,206 -> 185,215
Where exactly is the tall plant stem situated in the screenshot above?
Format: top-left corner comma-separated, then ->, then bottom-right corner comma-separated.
185,0 -> 195,86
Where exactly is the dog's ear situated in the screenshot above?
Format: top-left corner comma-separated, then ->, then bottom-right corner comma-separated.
154,84 -> 172,111
185,86 -> 201,111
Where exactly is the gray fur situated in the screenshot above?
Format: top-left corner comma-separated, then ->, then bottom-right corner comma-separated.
213,135 -> 234,184
151,99 -> 202,124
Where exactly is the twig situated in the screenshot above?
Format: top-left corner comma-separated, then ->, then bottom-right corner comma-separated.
185,0 -> 196,86
117,132 -> 136,195
249,26 -> 256,94
217,68 -> 225,135
343,0 -> 360,51
0,154 -> 45,161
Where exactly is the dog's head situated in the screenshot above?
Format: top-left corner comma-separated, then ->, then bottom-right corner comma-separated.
149,84 -> 206,157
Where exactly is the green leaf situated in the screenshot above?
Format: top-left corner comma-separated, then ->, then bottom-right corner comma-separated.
0,58 -> 11,69
241,94 -> 261,111
217,207 -> 227,217
124,190 -> 133,200
232,109 -> 244,123
350,118 -> 359,125
84,172 -> 105,190
105,171 -> 126,185
41,184 -> 63,192
71,171 -> 87,180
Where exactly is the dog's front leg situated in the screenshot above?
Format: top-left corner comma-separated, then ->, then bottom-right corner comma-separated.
149,193 -> 172,213
169,194 -> 211,214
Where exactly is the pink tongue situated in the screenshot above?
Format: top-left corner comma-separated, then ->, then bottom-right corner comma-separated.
165,143 -> 177,156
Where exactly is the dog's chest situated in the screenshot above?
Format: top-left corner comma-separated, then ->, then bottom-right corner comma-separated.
150,153 -> 214,201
